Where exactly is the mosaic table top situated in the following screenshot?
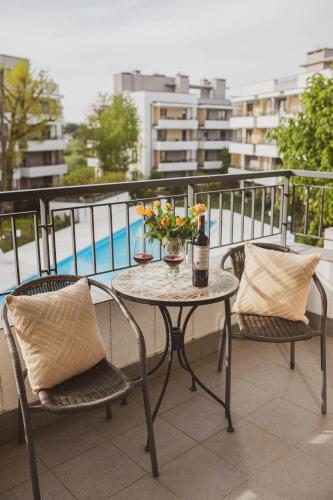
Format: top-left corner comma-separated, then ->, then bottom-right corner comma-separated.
111,263 -> 239,306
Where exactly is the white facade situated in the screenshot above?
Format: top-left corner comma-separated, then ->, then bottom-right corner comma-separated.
0,54 -> 68,189
228,49 -> 333,180
114,71 -> 232,177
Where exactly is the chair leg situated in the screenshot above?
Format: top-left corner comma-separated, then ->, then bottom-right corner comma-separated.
17,399 -> 25,444
106,404 -> 112,420
141,381 -> 159,477
290,342 -> 295,370
217,320 -> 226,373
20,400 -> 41,500
321,334 -> 327,415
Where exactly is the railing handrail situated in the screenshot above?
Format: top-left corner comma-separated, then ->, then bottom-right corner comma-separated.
0,169 -> 292,202
0,169 -> 332,203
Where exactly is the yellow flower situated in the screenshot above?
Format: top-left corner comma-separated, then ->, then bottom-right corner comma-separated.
145,207 -> 154,217
161,217 -> 169,226
176,216 -> 184,226
164,203 -> 173,211
195,203 -> 207,213
153,200 -> 161,207
136,206 -> 145,216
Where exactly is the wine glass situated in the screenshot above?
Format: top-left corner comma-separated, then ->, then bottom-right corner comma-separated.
162,238 -> 184,285
133,237 -> 153,285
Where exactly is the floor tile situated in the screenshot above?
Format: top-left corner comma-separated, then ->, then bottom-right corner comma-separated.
0,471 -> 74,500
34,415 -> 104,468
254,447 -> 333,500
159,444 -> 247,500
202,376 -> 274,417
109,475 -> 177,500
162,395 -> 230,442
53,441 -> 145,500
112,416 -> 196,472
133,376 -> 197,413
246,398 -> 324,444
203,420 -> 290,476
297,419 -> 333,469
84,399 -> 146,439
221,480 -> 284,500
0,441 -> 46,494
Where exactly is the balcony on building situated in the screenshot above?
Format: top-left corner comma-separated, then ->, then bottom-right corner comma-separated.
229,141 -> 255,155
153,103 -> 198,129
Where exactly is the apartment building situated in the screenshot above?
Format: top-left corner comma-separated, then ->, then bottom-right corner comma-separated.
113,71 -> 232,177
0,54 -> 67,189
228,48 -> 333,179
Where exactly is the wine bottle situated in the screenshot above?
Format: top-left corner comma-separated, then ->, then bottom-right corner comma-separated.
192,214 -> 209,287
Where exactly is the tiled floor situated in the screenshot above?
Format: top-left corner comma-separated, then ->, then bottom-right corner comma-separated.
1,337 -> 333,499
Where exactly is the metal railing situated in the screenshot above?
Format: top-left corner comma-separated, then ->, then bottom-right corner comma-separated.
0,169 -> 332,297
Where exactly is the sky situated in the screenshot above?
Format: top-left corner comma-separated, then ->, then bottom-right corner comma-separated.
1,0 -> 332,123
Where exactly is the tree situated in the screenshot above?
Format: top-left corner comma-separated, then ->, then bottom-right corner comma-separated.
268,73 -> 333,236
0,59 -> 61,191
64,139 -> 88,172
56,166 -> 126,187
79,93 -> 139,174
219,147 -> 231,173
63,122 -> 80,136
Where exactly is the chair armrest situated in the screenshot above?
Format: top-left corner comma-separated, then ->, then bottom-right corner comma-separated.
312,273 -> 328,335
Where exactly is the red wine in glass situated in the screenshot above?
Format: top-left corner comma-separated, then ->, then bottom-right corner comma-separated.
163,254 -> 184,268
134,252 -> 153,266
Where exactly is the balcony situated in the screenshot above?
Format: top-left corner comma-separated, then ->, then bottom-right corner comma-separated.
154,141 -> 198,151
229,141 -> 255,155
202,160 -> 222,169
25,139 -> 67,152
155,119 -> 198,129
255,144 -> 279,158
1,170 -> 333,500
19,163 -> 68,178
203,120 -> 230,129
230,116 -> 256,129
256,114 -> 281,128
157,161 -> 197,172
198,140 -> 229,150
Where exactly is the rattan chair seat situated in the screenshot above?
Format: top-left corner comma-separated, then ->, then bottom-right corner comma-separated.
237,313 -> 316,343
38,359 -> 135,413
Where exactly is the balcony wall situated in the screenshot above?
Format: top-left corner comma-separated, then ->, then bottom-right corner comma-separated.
154,141 -> 198,151
198,140 -> 229,150
20,164 -> 68,178
203,161 -> 222,170
230,116 -> 256,129
157,161 -> 198,172
0,296 -> 224,414
25,139 -> 67,152
156,119 -> 198,129
203,120 -> 230,129
256,115 -> 281,128
255,144 -> 279,158
229,142 -> 254,155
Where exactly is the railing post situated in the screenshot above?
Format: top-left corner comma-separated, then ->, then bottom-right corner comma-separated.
39,198 -> 51,274
187,184 -> 194,264
280,175 -> 290,246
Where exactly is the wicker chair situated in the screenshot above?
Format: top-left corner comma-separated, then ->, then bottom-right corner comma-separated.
217,243 -> 327,415
2,275 -> 158,500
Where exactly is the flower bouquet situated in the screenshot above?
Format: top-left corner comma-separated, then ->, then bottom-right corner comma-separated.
136,200 -> 207,246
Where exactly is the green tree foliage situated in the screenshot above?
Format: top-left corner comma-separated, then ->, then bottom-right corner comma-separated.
0,59 -> 61,190
219,147 -> 231,173
63,122 -> 80,136
64,139 -> 87,172
79,94 -> 139,173
268,73 -> 333,236
56,166 -> 126,187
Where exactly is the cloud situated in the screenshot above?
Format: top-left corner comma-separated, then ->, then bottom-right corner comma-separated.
1,0 -> 332,121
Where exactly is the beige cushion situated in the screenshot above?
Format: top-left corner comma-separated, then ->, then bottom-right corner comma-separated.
5,278 -> 106,393
233,243 -> 320,324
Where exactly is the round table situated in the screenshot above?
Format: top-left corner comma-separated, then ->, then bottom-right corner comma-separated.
112,263 -> 239,434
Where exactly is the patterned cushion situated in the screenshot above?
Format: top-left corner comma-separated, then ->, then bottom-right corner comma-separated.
233,243 -> 320,324
5,278 -> 106,393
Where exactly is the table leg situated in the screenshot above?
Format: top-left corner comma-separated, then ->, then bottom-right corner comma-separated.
224,298 -> 233,428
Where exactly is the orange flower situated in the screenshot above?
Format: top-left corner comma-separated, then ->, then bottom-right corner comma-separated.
153,200 -> 161,208
145,207 -> 154,217
176,216 -> 184,226
195,203 -> 207,213
164,203 -> 173,211
136,206 -> 145,216
161,217 -> 169,225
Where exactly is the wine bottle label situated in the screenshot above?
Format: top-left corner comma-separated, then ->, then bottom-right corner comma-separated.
193,246 -> 209,270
